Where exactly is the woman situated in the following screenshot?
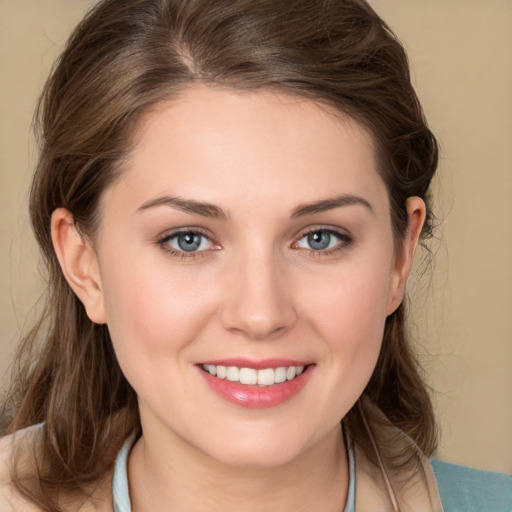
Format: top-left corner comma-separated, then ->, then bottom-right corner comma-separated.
0,1 -> 510,511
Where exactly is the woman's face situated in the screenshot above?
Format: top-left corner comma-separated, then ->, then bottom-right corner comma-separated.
81,86 -> 417,467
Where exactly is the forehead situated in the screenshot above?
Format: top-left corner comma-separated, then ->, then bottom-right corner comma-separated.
106,85 -> 387,217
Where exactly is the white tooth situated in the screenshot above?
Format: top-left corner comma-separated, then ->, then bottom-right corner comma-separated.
226,366 -> 240,382
286,366 -> 296,381
239,367 -> 257,385
205,364 -> 217,376
216,365 -> 227,379
274,367 -> 287,383
296,365 -> 304,375
257,368 -> 275,386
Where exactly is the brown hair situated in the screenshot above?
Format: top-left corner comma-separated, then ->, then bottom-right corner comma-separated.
1,0 -> 438,509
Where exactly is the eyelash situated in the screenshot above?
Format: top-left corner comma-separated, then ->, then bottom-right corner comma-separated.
292,227 -> 353,257
157,229 -> 218,259
157,227 -> 352,259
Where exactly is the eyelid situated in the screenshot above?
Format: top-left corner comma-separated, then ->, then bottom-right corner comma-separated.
291,226 -> 353,254
156,227 -> 221,258
293,225 -> 352,241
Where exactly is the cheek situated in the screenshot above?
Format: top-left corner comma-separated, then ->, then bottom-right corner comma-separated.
303,257 -> 391,338
299,256 -> 391,387
98,253 -> 218,362
98,260 -> 221,411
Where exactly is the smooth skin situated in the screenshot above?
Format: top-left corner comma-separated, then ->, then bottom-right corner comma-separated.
51,86 -> 426,512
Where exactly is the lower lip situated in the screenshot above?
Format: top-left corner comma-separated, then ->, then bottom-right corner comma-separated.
198,365 -> 314,408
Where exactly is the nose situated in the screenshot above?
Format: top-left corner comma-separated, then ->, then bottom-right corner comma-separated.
220,250 -> 297,341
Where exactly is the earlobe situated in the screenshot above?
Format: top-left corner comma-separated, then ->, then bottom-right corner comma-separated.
51,208 -> 107,324
386,197 -> 427,315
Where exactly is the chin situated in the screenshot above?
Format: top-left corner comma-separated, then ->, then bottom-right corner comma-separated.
194,422 -> 321,470
210,443 -> 304,470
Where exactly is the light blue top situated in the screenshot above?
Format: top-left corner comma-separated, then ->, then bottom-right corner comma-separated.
112,433 -> 356,512
112,436 -> 132,512
430,459 -> 512,512
111,434 -> 512,512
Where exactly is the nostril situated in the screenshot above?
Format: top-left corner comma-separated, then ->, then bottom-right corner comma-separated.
220,304 -> 297,341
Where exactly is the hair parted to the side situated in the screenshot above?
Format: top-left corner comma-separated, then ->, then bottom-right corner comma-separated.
0,0 -> 439,509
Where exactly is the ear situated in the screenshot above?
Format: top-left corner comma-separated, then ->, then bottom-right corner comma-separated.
51,208 -> 107,324
386,197 -> 426,315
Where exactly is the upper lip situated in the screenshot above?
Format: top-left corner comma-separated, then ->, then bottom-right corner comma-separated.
198,358 -> 312,370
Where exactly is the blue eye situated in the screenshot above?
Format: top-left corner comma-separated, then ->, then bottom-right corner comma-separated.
176,232 -> 202,251
161,231 -> 213,253
296,229 -> 350,252
306,231 -> 332,250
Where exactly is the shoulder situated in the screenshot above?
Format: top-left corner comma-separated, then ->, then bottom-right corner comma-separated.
0,425 -> 113,512
430,459 -> 512,512
0,426 -> 43,512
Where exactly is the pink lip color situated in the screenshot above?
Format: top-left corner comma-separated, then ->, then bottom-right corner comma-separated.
198,362 -> 314,409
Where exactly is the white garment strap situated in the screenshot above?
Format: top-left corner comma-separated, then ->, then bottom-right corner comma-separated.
111,429 -> 357,512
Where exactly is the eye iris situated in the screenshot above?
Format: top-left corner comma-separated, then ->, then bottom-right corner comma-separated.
308,231 -> 331,250
177,233 -> 201,251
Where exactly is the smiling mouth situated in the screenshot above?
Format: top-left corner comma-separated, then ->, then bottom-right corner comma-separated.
201,364 -> 306,386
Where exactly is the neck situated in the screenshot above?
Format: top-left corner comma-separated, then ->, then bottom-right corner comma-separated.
128,424 -> 349,512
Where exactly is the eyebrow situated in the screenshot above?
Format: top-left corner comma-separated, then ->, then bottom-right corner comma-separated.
137,193 -> 373,219
291,194 -> 373,217
137,196 -> 228,219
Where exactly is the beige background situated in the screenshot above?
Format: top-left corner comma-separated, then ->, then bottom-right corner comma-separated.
1,0 -> 511,474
